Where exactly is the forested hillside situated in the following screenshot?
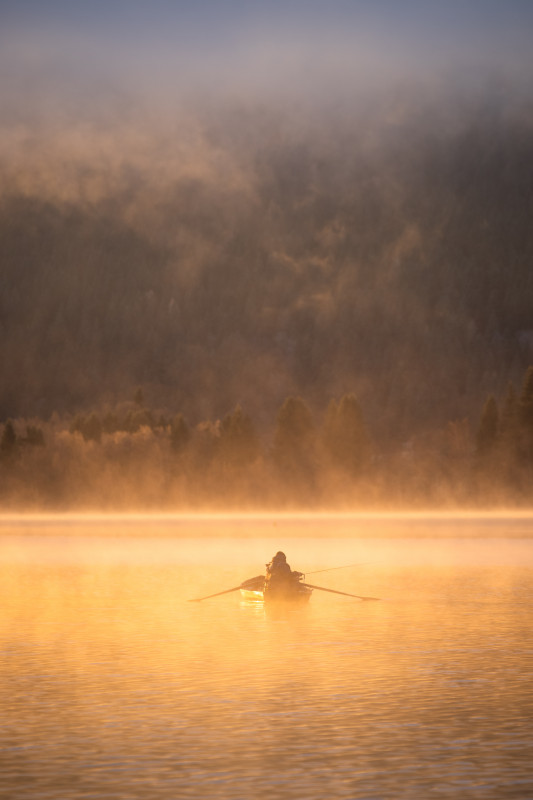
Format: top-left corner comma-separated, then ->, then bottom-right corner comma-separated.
1,83 -> 533,444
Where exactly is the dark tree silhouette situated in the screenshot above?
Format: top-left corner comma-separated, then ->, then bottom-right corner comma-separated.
102,411 -> 120,434
518,365 -> 533,463
0,420 -> 17,457
519,366 -> 533,429
23,425 -> 45,447
272,396 -> 315,477
219,405 -> 259,469
498,382 -> 520,463
323,394 -> 372,475
70,412 -> 102,442
170,414 -> 190,453
84,412 -> 103,443
476,395 -> 499,456
500,383 -> 518,436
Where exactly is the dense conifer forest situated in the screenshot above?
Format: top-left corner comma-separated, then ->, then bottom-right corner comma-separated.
1,364 -> 533,509
1,81 -> 533,508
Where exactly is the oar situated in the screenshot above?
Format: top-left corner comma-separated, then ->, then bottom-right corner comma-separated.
188,575 -> 264,602
301,582 -> 380,601
241,575 -> 265,590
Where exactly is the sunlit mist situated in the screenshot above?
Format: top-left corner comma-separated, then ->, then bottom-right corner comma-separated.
0,514 -> 532,797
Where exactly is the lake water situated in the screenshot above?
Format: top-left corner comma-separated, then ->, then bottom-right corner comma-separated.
0,514 -> 532,799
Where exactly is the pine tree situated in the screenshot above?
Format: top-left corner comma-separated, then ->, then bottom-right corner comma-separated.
24,425 -> 45,446
323,394 -> 372,475
476,395 -> 499,455
102,411 -> 120,434
70,414 -> 86,436
220,405 -> 259,468
498,382 -> 520,467
0,420 -> 17,457
272,396 -> 315,474
500,383 -> 518,436
170,414 -> 190,453
518,365 -> 533,463
519,366 -> 533,430
83,412 -> 102,443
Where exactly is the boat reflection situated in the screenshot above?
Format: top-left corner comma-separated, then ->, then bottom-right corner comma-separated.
240,588 -> 313,620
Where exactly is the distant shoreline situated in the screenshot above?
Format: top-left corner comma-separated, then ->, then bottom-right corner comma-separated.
1,509 -> 533,539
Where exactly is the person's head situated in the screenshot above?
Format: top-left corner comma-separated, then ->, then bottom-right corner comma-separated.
273,551 -> 286,562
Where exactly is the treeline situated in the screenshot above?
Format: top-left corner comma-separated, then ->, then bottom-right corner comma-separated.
2,366 -> 533,510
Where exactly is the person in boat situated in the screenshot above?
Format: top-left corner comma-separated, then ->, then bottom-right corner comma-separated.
264,551 -> 303,596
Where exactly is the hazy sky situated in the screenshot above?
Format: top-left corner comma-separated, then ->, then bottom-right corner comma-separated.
2,0 -> 533,101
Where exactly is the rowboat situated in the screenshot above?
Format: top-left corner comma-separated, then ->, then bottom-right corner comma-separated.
240,583 -> 313,604
189,565 -> 380,604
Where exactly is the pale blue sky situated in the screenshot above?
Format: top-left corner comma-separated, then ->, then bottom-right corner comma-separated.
3,1 -> 533,38
1,1 -> 532,101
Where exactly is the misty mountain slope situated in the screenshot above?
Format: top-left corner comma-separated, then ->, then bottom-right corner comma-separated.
0,196 -> 169,413
1,95 -> 533,438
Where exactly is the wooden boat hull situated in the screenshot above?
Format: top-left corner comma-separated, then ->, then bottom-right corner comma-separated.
240,586 -> 313,604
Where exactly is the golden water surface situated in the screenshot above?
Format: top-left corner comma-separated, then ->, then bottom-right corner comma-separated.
0,514 -> 531,799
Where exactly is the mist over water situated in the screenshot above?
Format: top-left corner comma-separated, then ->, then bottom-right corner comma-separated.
1,516 -> 532,799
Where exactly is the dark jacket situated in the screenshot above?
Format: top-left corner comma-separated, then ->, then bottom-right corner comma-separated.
265,554 -> 302,590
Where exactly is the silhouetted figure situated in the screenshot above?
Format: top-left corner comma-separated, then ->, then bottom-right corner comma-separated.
264,551 -> 303,598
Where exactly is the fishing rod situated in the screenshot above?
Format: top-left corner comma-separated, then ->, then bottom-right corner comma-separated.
304,561 -> 374,576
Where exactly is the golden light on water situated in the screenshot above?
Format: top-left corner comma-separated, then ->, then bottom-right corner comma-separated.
1,515 -> 532,797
